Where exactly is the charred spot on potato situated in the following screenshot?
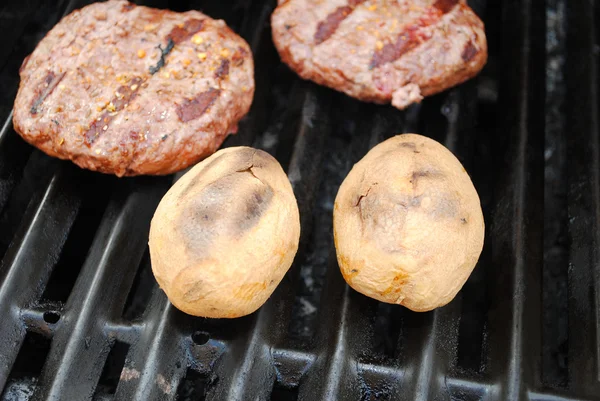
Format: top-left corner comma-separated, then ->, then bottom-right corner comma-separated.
178,169 -> 273,255
234,178 -> 274,233
178,154 -> 226,199
183,283 -> 206,302
411,169 -> 443,183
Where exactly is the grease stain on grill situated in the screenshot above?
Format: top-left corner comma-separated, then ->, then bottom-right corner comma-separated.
94,341 -> 130,396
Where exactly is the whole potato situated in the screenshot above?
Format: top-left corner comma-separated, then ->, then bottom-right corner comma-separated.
333,134 -> 484,312
149,147 -> 300,318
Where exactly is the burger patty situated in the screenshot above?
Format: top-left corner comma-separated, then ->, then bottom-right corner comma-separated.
13,0 -> 254,176
271,0 -> 487,110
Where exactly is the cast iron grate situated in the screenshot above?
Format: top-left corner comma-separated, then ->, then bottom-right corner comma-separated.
0,0 -> 598,400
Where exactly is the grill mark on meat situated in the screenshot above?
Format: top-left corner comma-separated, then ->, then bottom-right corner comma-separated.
314,0 -> 367,45
121,2 -> 135,12
232,46 -> 248,66
84,77 -> 144,145
176,88 -> 221,123
433,0 -> 460,13
369,1 -> 460,69
30,71 -> 66,115
149,19 -> 205,75
461,40 -> 478,62
167,18 -> 205,44
215,59 -> 230,79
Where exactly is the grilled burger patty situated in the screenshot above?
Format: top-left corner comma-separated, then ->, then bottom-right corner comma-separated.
13,0 -> 254,176
272,0 -> 487,110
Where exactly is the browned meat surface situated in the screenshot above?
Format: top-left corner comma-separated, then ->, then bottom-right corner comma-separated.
271,0 -> 487,109
13,0 -> 254,176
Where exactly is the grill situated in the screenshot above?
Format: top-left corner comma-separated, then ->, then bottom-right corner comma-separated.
0,0 -> 598,400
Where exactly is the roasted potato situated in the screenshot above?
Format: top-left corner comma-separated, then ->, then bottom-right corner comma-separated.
333,134 -> 484,312
149,147 -> 300,318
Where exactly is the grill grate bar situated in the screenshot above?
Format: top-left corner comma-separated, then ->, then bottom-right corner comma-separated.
0,167 -> 81,390
565,0 -> 600,395
33,178 -> 170,400
114,291 -> 184,401
207,86 -> 332,401
0,1 -> 597,400
483,0 -> 545,400
294,100 -> 386,401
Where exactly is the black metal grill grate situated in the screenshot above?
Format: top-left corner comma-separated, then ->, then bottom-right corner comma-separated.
0,0 -> 598,400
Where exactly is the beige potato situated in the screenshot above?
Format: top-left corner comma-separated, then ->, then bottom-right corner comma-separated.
333,134 -> 484,312
149,147 -> 300,318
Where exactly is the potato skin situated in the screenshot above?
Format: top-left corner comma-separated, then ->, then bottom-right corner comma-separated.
333,134 -> 484,312
149,147 -> 300,318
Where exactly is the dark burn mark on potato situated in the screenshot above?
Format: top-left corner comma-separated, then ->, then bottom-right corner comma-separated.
433,0 -> 460,13
369,2 -> 458,69
178,168 -> 274,257
238,174 -> 274,232
167,18 -> 205,44
461,40 -> 478,62
178,153 -> 226,199
84,76 -> 144,145
314,0 -> 367,45
411,169 -> 437,181
409,170 -> 444,189
214,59 -> 230,79
176,88 -> 221,123
358,185 -> 459,253
30,71 -> 66,115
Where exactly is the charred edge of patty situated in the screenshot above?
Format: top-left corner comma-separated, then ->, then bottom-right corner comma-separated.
149,39 -> 175,75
